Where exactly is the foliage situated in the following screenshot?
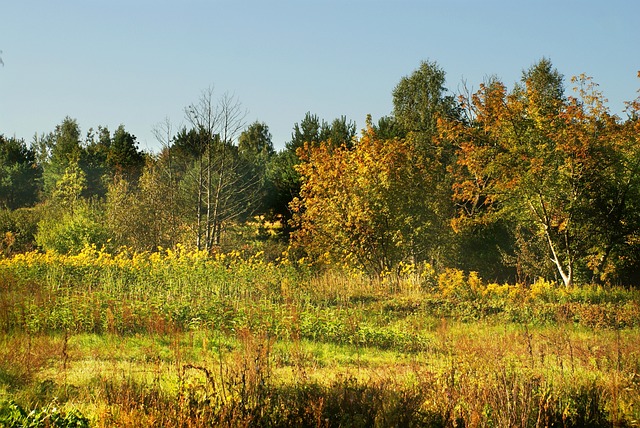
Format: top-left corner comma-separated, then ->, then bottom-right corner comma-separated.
0,135 -> 41,209
286,112 -> 332,153
41,117 -> 83,198
443,59 -> 640,286
292,124 -> 451,275
51,161 -> 86,209
35,201 -> 109,254
392,59 -> 459,137
0,207 -> 42,255
107,125 -> 146,183
0,400 -> 89,427
105,159 -> 188,252
1,63 -> 640,290
238,121 -> 276,214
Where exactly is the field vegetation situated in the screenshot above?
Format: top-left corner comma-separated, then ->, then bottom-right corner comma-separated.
0,247 -> 639,427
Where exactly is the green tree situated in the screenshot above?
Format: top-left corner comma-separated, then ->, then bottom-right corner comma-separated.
266,149 -> 300,219
51,160 -> 86,211
286,112 -> 330,152
107,125 -> 146,183
35,200 -> 108,254
0,206 -> 43,254
372,115 -> 406,140
0,135 -> 41,209
238,121 -> 275,214
42,117 -> 82,197
81,126 -> 111,198
392,61 -> 460,265
392,60 -> 459,137
326,116 -> 357,149
238,121 -> 274,159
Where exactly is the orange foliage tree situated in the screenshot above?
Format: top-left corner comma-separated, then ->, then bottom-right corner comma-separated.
443,60 -> 640,286
291,122 -> 448,275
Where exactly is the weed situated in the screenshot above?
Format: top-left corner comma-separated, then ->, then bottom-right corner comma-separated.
0,249 -> 638,425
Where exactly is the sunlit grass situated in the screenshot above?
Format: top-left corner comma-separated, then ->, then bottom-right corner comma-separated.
1,247 -> 639,426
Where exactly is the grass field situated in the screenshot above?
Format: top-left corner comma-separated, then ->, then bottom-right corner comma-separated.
1,247 -> 639,427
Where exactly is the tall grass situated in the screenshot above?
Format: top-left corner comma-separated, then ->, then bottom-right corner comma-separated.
0,247 -> 639,426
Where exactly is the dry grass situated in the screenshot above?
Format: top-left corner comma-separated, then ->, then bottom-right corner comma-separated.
0,251 -> 639,426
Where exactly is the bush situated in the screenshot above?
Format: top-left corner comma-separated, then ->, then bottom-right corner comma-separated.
0,207 -> 42,255
35,203 -> 109,255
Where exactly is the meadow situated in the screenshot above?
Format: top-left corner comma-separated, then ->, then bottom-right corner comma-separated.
0,247 -> 639,427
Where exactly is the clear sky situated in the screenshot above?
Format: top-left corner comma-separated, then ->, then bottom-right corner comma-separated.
1,1 -> 638,152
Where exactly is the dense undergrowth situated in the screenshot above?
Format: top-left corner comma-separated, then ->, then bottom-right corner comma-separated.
1,247 -> 639,427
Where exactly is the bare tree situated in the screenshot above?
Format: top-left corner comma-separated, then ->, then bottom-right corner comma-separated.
184,87 -> 258,251
152,117 -> 181,245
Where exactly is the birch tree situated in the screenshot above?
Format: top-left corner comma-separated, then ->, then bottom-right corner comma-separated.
184,88 -> 260,251
445,59 -> 639,286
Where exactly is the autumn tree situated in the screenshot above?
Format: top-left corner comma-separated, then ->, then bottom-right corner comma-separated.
292,122 -> 447,275
569,72 -> 640,284
268,112 -> 357,220
445,59 -> 640,286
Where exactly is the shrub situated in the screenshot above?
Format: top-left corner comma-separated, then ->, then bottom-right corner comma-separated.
35,203 -> 109,255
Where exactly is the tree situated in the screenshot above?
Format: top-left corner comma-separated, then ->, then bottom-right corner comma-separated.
238,121 -> 275,214
183,88 -> 263,251
292,123 -> 447,275
392,60 -> 460,264
149,117 -> 185,247
238,121 -> 274,159
51,160 -> 86,211
81,126 -> 111,199
42,117 -> 83,197
326,116 -> 357,149
0,135 -> 41,209
35,199 -> 108,254
445,60 -> 638,286
105,157 -> 184,252
442,77 -> 520,280
269,113 -> 358,220
372,115 -> 406,140
392,60 -> 459,137
286,112 -> 330,152
266,149 -> 301,219
567,73 -> 640,284
107,125 -> 146,183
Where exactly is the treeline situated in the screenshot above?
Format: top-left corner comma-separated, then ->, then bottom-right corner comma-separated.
1,59 -> 639,286
0,88 -> 355,258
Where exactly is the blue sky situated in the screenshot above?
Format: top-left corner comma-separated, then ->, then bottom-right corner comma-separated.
1,1 -> 638,152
